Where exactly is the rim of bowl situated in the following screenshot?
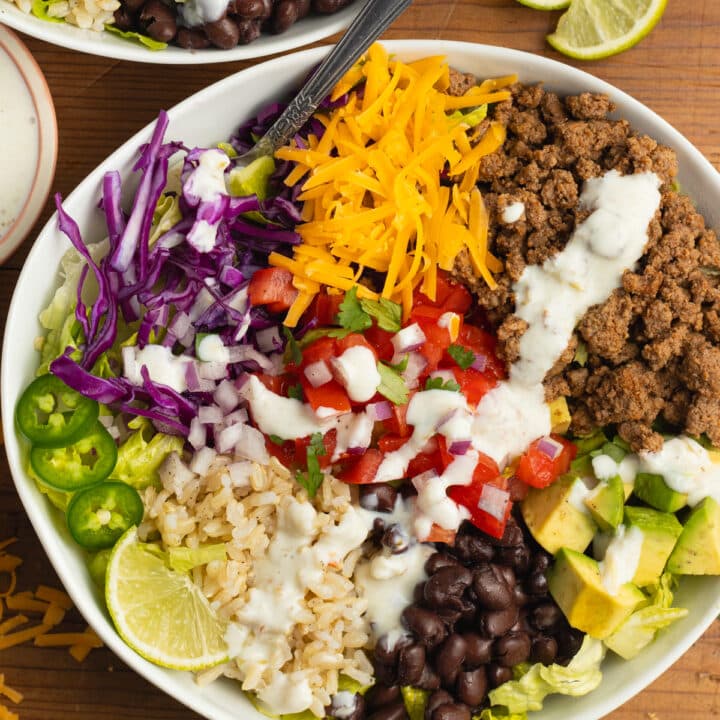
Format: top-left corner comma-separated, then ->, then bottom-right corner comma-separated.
3,39 -> 720,720
0,24 -> 57,264
0,0 -> 367,64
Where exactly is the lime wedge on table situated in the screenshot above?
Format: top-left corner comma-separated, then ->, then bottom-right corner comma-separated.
105,527 -> 228,671
547,0 -> 667,60
516,0 -> 570,10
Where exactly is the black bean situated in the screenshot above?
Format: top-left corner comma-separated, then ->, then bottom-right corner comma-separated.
493,631 -> 532,667
425,690 -> 454,720
360,483 -> 397,513
372,661 -> 397,686
312,0 -> 352,12
235,17 -> 261,44
373,633 -> 410,666
368,701 -> 409,720
496,564 -> 516,589
122,0 -> 144,13
472,564 -> 513,610
529,603 -> 563,632
530,552 -> 551,575
430,703 -> 471,720
556,627 -> 584,661
402,606 -> 447,648
328,692 -> 365,720
113,6 -> 135,30
486,663 -> 513,689
435,634 -> 466,687
478,605 -> 519,637
397,643 -> 426,685
138,0 -> 177,42
494,545 -> 531,576
382,524 -> 410,554
524,570 -> 549,596
175,27 -> 211,48
494,518 -> 523,547
424,566 -> 473,609
416,664 -> 441,691
461,633 -> 493,668
425,552 -> 460,575
530,635 -> 558,665
203,17 -> 240,48
231,0 -> 266,16
272,0 -> 302,32
513,585 -> 530,608
456,667 -> 488,707
453,533 -> 494,563
365,684 -> 401,711
509,609 -> 532,635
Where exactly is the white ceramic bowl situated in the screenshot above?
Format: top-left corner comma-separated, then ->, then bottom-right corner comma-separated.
0,0 -> 366,64
3,40 -> 720,720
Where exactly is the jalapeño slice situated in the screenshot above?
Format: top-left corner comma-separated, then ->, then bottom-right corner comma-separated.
16,374 -> 99,448
66,482 -> 144,551
30,422 -> 118,492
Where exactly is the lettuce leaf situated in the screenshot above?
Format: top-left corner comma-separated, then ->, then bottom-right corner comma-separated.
401,687 -> 430,720
488,637 -> 604,714
109,418 -> 184,489
30,0 -> 64,23
149,193 -> 182,246
168,544 -> 227,573
476,709 -> 528,720
104,25 -> 168,50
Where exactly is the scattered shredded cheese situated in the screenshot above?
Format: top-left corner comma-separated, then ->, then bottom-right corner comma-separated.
272,43 -> 512,324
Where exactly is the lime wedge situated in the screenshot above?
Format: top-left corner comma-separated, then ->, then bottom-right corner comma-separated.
516,0 -> 570,10
547,0 -> 667,60
105,527 -> 228,671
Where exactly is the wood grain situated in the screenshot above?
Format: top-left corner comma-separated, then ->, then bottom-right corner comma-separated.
2,0 -> 720,717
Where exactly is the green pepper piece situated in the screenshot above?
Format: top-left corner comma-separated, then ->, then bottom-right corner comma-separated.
30,422 -> 118,492
66,482 -> 144,551
16,374 -> 99,448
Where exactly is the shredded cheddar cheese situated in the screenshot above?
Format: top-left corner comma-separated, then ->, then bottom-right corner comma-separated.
271,43 -> 512,324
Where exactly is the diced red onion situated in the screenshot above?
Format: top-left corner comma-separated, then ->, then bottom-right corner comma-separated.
169,311 -> 191,339
224,408 -> 249,426
536,436 -> 564,461
198,405 -> 224,425
106,425 -> 120,440
477,484 -> 510,521
179,325 -> 197,348
304,359 -> 333,388
471,353 -> 488,372
430,369 -> 455,384
188,417 -> 206,450
228,461 -> 252,488
186,361 -> 216,392
219,265 -> 244,287
227,344 -> 274,371
188,287 -> 215,322
391,323 -> 427,354
401,351 -> 428,390
256,326 -> 283,354
235,424 -> 270,464
213,379 -> 239,413
347,446 -> 366,456
98,415 -> 113,428
198,361 -> 228,381
449,440 -> 472,456
435,408 -> 458,432
189,446 -> 217,475
234,314 -> 252,343
227,286 -> 249,313
216,422 -> 246,454
366,400 -> 393,421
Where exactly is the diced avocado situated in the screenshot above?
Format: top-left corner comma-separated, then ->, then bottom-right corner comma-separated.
623,482 -> 633,500
549,396 -> 571,434
667,497 -> 720,575
624,506 -> 683,586
547,548 -> 646,639
521,475 -> 598,555
633,472 -> 688,513
584,475 -> 624,531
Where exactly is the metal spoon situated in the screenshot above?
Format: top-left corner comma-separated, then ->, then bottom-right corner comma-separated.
239,0 -> 413,164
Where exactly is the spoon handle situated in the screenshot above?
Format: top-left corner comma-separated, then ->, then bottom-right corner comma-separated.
243,0 -> 413,161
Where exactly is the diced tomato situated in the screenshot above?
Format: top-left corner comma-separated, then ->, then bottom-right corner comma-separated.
407,447 -> 443,477
424,524 -> 457,545
255,373 -> 285,395
413,272 -> 472,315
340,448 -> 384,484
416,321 -> 452,373
452,366 -> 497,407
301,378 -> 352,415
436,435 -> 454,470
265,436 -> 297,469
294,429 -> 337,469
384,401 -> 411,438
410,304 -> 446,324
449,473 -> 511,539
364,325 -> 395,362
456,325 -> 506,380
248,268 -> 298,311
312,291 -> 345,326
507,473 -> 530,502
515,435 -> 577,489
301,336 -> 337,368
335,332 -> 378,360
377,434 -> 408,453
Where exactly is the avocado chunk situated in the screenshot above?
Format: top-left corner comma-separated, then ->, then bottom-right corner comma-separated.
624,506 -> 682,586
633,472 -> 688,513
584,475 -> 624,531
547,548 -> 646,639
667,497 -> 720,575
521,475 -> 598,555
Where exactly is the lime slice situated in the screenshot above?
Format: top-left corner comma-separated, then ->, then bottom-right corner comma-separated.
516,0 -> 570,10
105,527 -> 228,671
547,0 -> 667,60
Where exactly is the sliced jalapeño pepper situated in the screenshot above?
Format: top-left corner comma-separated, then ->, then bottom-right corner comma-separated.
30,422 -> 118,492
66,482 -> 143,550
16,374 -> 99,448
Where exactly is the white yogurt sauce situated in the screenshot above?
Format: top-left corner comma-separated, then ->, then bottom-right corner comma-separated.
123,344 -> 193,392
196,333 -> 230,363
178,0 -> 228,25
501,201 -> 525,224
333,346 -> 381,402
592,454 -> 639,485
0,52 -> 39,238
598,524 -> 645,595
184,149 -> 230,252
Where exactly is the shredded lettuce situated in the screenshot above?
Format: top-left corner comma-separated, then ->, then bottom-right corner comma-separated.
149,194 -> 182,246
109,418 -> 184,489
228,156 -> 276,201
168,543 -> 227,573
104,25 -> 168,50
30,0 -> 65,22
475,709 -> 528,720
449,104 -> 488,127
488,637 -> 604,714
401,686 -> 430,720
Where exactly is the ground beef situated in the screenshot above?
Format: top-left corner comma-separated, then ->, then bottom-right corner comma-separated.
452,81 -> 720,451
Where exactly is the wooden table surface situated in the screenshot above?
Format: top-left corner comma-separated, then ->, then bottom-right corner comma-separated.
2,0 -> 720,717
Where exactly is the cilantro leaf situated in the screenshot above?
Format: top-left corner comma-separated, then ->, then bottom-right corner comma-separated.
283,327 -> 302,365
389,354 -> 409,372
424,376 -> 461,392
360,297 -> 402,332
287,383 -> 304,401
448,344 -> 475,370
297,327 -> 352,349
377,362 -> 409,405
337,286 -> 372,332
295,432 -> 326,497
268,434 -> 285,445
